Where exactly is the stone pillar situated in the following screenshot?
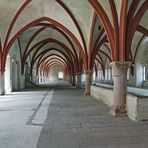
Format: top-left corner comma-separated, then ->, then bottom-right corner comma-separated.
63,75 -> 66,81
20,74 -> 25,89
72,74 -> 75,86
76,73 -> 81,88
84,70 -> 93,95
66,75 -> 70,83
0,74 -> 5,95
95,75 -> 98,83
12,60 -> 18,90
36,75 -> 39,83
68,75 -> 72,84
5,55 -> 12,94
109,61 -> 131,117
38,73 -> 41,83
41,72 -> 43,82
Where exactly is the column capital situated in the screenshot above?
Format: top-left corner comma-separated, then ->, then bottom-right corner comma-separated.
110,61 -> 131,69
110,61 -> 131,77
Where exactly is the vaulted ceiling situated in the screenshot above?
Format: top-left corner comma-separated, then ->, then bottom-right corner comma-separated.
0,0 -> 147,76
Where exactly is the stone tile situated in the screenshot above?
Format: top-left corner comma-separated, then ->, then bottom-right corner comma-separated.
118,136 -> 145,144
11,80 -> 147,148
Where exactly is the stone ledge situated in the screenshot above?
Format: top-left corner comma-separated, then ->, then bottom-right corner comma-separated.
91,85 -> 148,121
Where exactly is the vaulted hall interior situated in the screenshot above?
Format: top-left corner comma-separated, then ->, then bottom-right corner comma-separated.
0,0 -> 148,148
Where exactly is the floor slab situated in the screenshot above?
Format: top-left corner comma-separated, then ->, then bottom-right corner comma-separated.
0,81 -> 148,148
37,81 -> 148,148
0,88 -> 53,148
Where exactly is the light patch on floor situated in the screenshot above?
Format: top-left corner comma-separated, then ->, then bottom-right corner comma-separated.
0,89 -> 53,148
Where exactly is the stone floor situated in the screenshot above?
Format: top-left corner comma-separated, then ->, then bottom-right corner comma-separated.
0,87 -> 54,148
0,81 -> 148,148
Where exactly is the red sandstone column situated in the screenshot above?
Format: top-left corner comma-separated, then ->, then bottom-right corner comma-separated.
76,73 -> 81,88
109,61 -> 131,117
84,70 -> 93,95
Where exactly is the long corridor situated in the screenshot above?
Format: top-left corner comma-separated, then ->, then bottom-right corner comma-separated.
0,81 -> 148,148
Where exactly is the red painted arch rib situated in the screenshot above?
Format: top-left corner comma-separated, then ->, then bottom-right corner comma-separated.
27,47 -> 73,75
126,0 -> 148,60
38,54 -> 71,74
88,11 -> 97,70
137,25 -> 148,36
43,60 -> 65,71
38,54 -> 71,70
31,50 -> 69,75
3,17 -> 87,71
119,0 -> 128,61
24,26 -> 48,57
109,0 -> 119,60
36,55 -> 70,75
23,38 -> 75,66
55,0 -> 87,56
3,0 -> 31,50
89,0 -> 115,60
44,58 -> 67,67
25,23 -> 79,62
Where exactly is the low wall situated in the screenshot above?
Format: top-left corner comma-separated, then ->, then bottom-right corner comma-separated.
91,85 -> 148,121
127,94 -> 148,121
90,85 -> 114,106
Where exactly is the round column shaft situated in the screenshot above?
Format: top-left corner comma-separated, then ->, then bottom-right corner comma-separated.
109,61 -> 131,117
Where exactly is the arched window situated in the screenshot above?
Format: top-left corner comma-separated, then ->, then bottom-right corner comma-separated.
58,71 -> 64,80
142,65 -> 146,81
108,68 -> 111,80
127,68 -> 130,80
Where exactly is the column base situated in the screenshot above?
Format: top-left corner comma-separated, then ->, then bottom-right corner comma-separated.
109,105 -> 127,117
84,91 -> 90,96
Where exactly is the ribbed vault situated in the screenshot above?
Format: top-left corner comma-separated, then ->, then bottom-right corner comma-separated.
0,0 -> 147,85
